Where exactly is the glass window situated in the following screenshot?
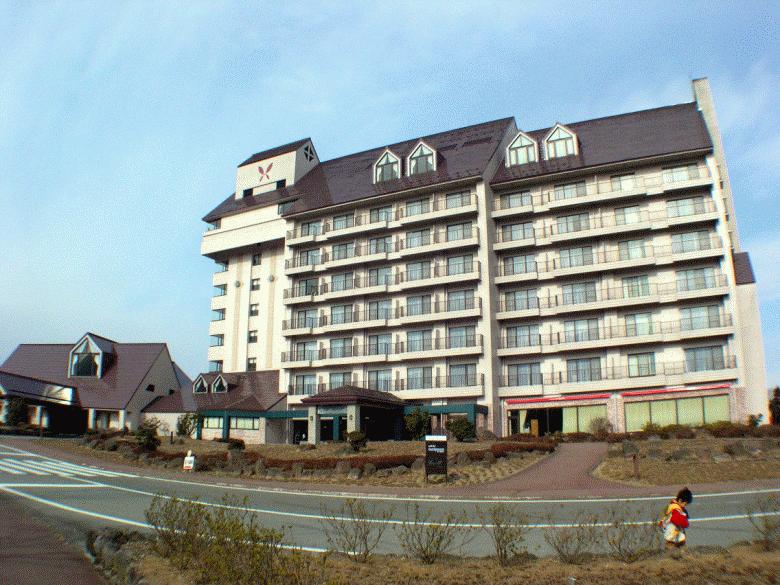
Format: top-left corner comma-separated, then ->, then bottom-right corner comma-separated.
405,198 -> 430,217
298,248 -> 320,265
624,402 -> 650,432
331,272 -> 354,292
216,260 -> 229,272
500,191 -> 532,210
577,405 -> 608,433
449,363 -> 477,386
209,335 -> 224,347
676,267 -> 716,292
230,417 -> 259,430
447,289 -> 474,311
685,346 -> 725,372
407,367 -> 433,390
447,222 -> 472,241
566,357 -> 601,382
407,329 -> 432,352
553,181 -> 586,201
680,305 -> 720,330
375,151 -> 400,182
502,254 -> 535,276
406,294 -> 431,316
249,304 -> 259,317
615,205 -> 642,225
250,279 -> 260,291
501,222 -> 534,242
277,201 -> 294,215
677,397 -> 704,426
296,309 -> 317,328
367,369 -> 392,391
447,254 -> 474,275
559,246 -> 593,268
663,163 -> 700,183
507,363 -> 541,386
208,360 -> 223,373
369,205 -> 393,223
193,378 -> 208,393
625,312 -> 653,336
618,239 -> 647,261
251,254 -> 261,266
556,212 -> 590,234
330,304 -> 353,325
506,324 -> 540,348
703,395 -> 730,423
504,289 -> 538,311
563,318 -> 599,342
667,196 -> 706,218
672,230 -> 711,253
297,277 -> 318,295
368,334 -> 392,355
293,374 -> 316,395
331,242 -> 354,261
368,299 -> 392,320
446,191 -> 471,208
247,330 -> 258,343
213,284 -> 227,297
622,275 -> 650,298
203,416 -> 223,429
610,173 -> 636,191
628,352 -> 656,377
546,127 -> 576,158
246,357 -> 257,372
369,236 -> 392,254
332,213 -> 354,230
406,261 -> 430,281
508,134 -> 537,165
368,266 -> 392,286
449,325 -> 476,348
405,228 -> 430,248
295,341 -> 317,360
330,337 -> 352,358
409,143 -> 435,175
300,220 -> 321,236
562,281 -> 597,305
651,400 -> 677,427
329,372 -> 351,389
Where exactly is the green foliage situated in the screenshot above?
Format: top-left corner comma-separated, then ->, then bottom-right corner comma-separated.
6,397 -> 29,427
404,407 -> 431,440
135,418 -> 161,452
226,438 -> 245,451
346,431 -> 367,452
175,413 -> 199,437
770,387 -> 780,425
445,417 -> 476,442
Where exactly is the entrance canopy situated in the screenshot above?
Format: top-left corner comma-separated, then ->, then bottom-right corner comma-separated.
300,385 -> 405,409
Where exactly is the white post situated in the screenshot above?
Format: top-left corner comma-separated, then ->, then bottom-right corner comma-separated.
258,417 -> 268,444
307,407 -> 320,445
118,410 -> 127,430
346,405 -> 360,433
87,408 -> 96,430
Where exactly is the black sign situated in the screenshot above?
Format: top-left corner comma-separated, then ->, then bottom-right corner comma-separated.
425,436 -> 448,481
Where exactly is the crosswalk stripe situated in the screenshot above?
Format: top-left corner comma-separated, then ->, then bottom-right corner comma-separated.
25,460 -> 100,478
0,461 -> 24,475
31,460 -> 121,477
0,459 -> 49,476
20,460 -> 76,477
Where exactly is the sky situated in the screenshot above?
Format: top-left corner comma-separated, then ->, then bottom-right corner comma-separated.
0,1 -> 778,384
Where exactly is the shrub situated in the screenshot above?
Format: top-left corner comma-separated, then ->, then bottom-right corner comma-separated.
445,418 -> 476,442
176,413 -> 199,437
6,398 -> 28,427
746,495 -> 780,551
478,504 -> 528,566
561,432 -> 594,443
659,424 -> 695,439
227,438 -> 245,451
135,418 -> 161,452
321,498 -> 394,562
346,431 -> 367,453
145,494 -> 207,569
703,421 -> 752,438
405,407 -> 431,440
748,413 -> 765,428
398,503 -> 471,564
588,416 -> 613,437
603,506 -> 661,563
543,511 -> 599,565
755,424 -> 780,438
491,441 -> 556,458
501,433 -> 538,442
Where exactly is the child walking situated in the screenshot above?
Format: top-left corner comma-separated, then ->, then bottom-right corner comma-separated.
660,487 -> 693,549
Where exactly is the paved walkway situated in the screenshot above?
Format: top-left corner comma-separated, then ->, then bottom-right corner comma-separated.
0,494 -> 106,585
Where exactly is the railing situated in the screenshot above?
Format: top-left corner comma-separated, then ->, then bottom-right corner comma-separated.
299,373 -> 485,395
283,335 -> 484,362
395,193 -> 477,220
498,297 -> 540,312
395,297 -> 481,318
396,226 -> 479,251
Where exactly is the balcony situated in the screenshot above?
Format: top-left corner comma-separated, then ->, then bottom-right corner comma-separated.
389,335 -> 484,361
396,226 -> 480,258
395,298 -> 482,326
496,298 -> 541,320
290,373 -> 485,401
395,261 -> 481,291
395,194 -> 478,226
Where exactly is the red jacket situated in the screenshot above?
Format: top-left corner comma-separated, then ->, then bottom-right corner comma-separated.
670,507 -> 689,529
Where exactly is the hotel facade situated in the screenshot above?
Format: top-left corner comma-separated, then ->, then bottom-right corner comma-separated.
197,78 -> 767,442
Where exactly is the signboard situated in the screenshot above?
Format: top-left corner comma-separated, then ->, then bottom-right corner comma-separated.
424,435 -> 448,482
183,453 -> 196,472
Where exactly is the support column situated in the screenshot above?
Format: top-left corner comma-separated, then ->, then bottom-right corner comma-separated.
118,410 -> 127,431
35,405 -> 43,428
346,405 -> 360,433
222,413 -> 230,440
258,417 -> 268,444
87,408 -> 96,430
195,418 -> 203,440
332,416 -> 341,441
308,407 -> 320,445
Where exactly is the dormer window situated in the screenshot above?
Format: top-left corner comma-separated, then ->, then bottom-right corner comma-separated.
408,142 -> 436,175
545,125 -> 577,159
212,376 -> 227,393
68,336 -> 106,378
507,132 -> 538,166
374,150 -> 400,182
193,377 -> 208,393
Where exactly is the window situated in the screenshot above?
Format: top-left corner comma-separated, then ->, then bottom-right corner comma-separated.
553,181 -> 586,201
500,191 -> 531,210
367,369 -> 392,391
563,318 -> 599,342
406,294 -> 431,316
247,330 -> 258,343
276,179 -> 286,190
193,378 -> 208,393
447,222 -> 472,241
332,213 -> 354,231
567,358 -> 601,382
246,357 -> 257,372
625,313 -> 653,336
368,299 -> 392,320
618,239 -> 647,261
405,228 -> 430,248
331,242 -> 354,261
559,246 -> 593,268
375,151 -> 400,182
330,304 -> 353,325
296,278 -> 319,295
368,266 -> 392,286
207,219 -> 221,231
329,372 -> 351,389
672,230 -> 711,253
676,267 -> 716,292
369,236 -> 392,254
545,126 -> 576,158
628,353 -> 656,377
615,205 -> 642,225
211,309 -> 225,321
250,278 -> 260,291
507,363 -> 541,386
230,417 -> 260,430
449,325 -> 476,348
502,254 -> 535,276
556,212 -> 590,234
277,201 -> 294,214
249,304 -> 259,317
203,416 -> 223,429
330,337 -> 353,358
331,272 -> 353,292
447,289 -> 474,311
685,346 -> 725,372
406,261 -> 431,281
407,367 -> 433,390
208,360 -> 223,373
368,334 -> 392,355
407,329 -> 432,352
213,284 -> 227,297
501,222 -> 534,242
216,260 -> 228,272
298,248 -> 320,266
508,133 -> 537,165
610,173 -> 636,191
295,341 -> 317,360
625,395 -> 730,432
370,205 -> 393,223
251,253 -> 262,266
446,191 -> 471,209
242,187 -> 253,197
667,196 -> 706,218
409,143 -> 435,175
506,324 -> 539,348
447,254 -> 473,275
504,289 -> 538,311
622,275 -> 650,298
293,374 -> 316,395
680,305 -> 720,330
300,220 -> 321,236
449,363 -> 477,386
296,309 -> 317,328
405,198 -> 430,217
663,163 -> 700,183
209,334 -> 224,347
69,340 -> 101,377
562,281 -> 597,305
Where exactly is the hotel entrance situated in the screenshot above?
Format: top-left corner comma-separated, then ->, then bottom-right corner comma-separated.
508,403 -> 607,436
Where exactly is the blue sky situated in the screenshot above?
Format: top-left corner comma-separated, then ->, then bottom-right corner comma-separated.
1,1 -> 778,384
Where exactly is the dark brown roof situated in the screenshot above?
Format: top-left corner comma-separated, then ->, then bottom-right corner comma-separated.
491,103 -> 712,187
203,117 -> 514,222
733,252 -> 756,285
301,385 -> 405,408
193,370 -> 285,413
1,341 -> 168,410
142,387 -> 198,414
0,370 -> 76,405
238,138 -> 311,167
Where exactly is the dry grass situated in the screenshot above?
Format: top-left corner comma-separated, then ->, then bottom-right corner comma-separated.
594,437 -> 780,486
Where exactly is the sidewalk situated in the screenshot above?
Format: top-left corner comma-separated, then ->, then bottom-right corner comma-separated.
0,494 -> 106,585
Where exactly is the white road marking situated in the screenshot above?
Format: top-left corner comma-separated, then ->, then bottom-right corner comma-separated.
0,456 -> 129,478
0,459 -> 50,476
0,461 -> 25,475
0,483 -> 107,488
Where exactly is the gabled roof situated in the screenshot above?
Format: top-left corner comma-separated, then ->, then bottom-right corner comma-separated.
142,387 -> 197,414
238,138 -> 311,167
0,341 -> 167,410
301,385 -> 405,408
733,252 -> 756,285
80,332 -> 117,354
203,117 -> 514,222
491,102 -> 713,186
0,370 -> 75,406
192,370 -> 285,413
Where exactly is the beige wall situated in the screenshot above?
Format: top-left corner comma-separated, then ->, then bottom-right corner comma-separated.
124,347 -> 184,430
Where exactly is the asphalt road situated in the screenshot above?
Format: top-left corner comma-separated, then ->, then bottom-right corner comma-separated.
1,438 -> 778,557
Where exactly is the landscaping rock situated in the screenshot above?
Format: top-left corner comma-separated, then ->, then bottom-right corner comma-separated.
375,468 -> 391,478
334,461 -> 351,475
712,454 -> 731,463
750,448 -> 763,458
88,439 -> 101,450
507,451 -> 525,460
456,452 -> 471,466
103,438 -> 119,452
411,457 -> 425,471
390,465 -> 409,476
665,448 -> 693,462
362,463 -> 377,476
647,435 -> 662,442
312,469 -> 330,479
647,448 -> 663,459
723,441 -> 750,457
622,441 -> 639,456
347,467 -> 362,480
483,451 -> 496,465
476,428 -> 498,442
291,462 -> 305,477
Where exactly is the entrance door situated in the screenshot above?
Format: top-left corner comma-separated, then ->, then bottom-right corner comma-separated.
320,419 -> 334,442
292,420 -> 308,444
524,408 -> 563,436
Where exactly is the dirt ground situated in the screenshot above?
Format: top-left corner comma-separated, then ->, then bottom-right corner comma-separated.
593,437 -> 780,486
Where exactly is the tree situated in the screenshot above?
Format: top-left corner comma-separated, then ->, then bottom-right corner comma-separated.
770,387 -> 780,426
5,398 -> 29,427
176,413 -> 199,437
346,431 -> 367,452
446,417 -> 476,442
404,407 -> 431,440
135,418 -> 161,452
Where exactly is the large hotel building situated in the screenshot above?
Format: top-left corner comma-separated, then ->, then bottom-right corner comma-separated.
198,78 -> 767,443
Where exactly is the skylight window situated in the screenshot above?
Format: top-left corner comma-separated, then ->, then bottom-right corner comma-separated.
374,150 -> 400,182
193,378 -> 208,393
507,132 -> 538,166
212,377 -> 227,393
545,125 -> 577,159
69,337 -> 102,377
408,142 -> 435,175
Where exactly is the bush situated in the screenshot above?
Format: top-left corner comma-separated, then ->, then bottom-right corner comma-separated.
346,431 -> 367,452
321,498 -> 394,562
176,413 -> 199,437
135,419 -> 161,452
561,432 -> 594,443
398,503 -> 471,564
227,438 -> 245,451
746,494 -> 780,551
501,433 -> 538,442
659,424 -> 695,439
755,424 -> 780,437
6,397 -> 28,427
445,418 -> 476,442
405,407 -> 431,440
703,421 -> 753,438
478,504 -> 528,566
543,511 -> 599,565
145,494 -> 207,569
490,441 -> 556,458
603,506 -> 661,563
588,416 -> 613,437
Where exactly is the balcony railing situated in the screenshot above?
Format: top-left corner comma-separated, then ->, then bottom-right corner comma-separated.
397,226 -> 479,251
283,335 -> 483,362
291,373 -> 485,396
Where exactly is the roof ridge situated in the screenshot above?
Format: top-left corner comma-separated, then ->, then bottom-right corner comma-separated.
527,102 -> 697,134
